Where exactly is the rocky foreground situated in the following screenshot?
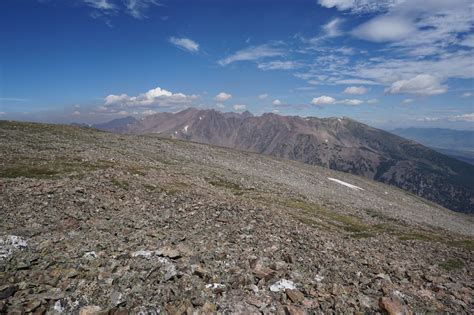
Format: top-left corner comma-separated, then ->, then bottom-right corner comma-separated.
0,121 -> 473,314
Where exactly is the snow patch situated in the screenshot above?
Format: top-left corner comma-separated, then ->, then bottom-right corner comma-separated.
269,279 -> 296,292
0,235 -> 27,260
327,178 -> 364,191
199,116 -> 203,120
131,250 -> 154,259
183,125 -> 189,133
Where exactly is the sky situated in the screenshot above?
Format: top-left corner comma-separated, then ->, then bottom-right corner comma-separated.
0,0 -> 473,129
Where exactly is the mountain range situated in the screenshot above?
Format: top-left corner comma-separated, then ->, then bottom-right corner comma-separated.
93,108 -> 474,213
392,127 -> 474,165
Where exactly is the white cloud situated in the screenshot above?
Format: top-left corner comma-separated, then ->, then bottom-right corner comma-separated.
318,0 -> 398,13
272,99 -> 282,106
311,95 -> 336,105
214,92 -> 232,102
117,110 -> 129,116
258,93 -> 268,100
461,92 -> 472,98
72,110 -> 81,116
352,16 -> 416,42
385,74 -> 447,96
125,0 -> 160,19
169,37 -> 199,52
448,113 -> 474,122
103,86 -> 198,112
84,0 -> 115,10
401,98 -> 413,105
339,99 -> 363,106
343,86 -> 368,95
233,104 -> 247,111
257,60 -> 301,71
367,98 -> 378,104
323,18 -> 343,37
218,43 -> 284,66
0,112 -> 6,116
311,95 -> 364,106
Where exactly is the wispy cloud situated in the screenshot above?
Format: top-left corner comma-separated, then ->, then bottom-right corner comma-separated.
169,37 -> 200,53
257,60 -> 301,71
125,0 -> 160,19
84,0 -> 115,10
0,98 -> 30,102
218,43 -> 284,66
323,18 -> 343,38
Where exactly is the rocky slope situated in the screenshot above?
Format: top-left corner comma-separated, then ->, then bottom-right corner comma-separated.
97,108 -> 474,213
0,121 -> 473,314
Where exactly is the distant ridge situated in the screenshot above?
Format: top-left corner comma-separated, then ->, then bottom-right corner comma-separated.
94,108 -> 474,213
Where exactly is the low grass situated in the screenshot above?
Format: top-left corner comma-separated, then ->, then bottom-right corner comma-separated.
439,258 -> 465,271
208,178 -> 254,196
111,178 -> 130,190
0,157 -> 114,179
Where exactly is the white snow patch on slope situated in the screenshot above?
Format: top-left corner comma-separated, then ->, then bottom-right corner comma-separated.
183,125 -> 189,133
327,177 -> 364,191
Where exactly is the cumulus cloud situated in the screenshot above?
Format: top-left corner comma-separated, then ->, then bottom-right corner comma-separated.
233,104 -> 247,111
352,16 -> 416,42
257,60 -> 301,71
401,98 -> 413,105
311,95 -> 364,106
272,99 -> 282,106
169,37 -> 199,52
258,93 -> 268,100
461,92 -> 472,98
343,86 -> 368,95
311,95 -> 336,105
214,92 -> 232,102
218,43 -> 284,66
102,86 -> 198,113
385,74 -> 447,96
367,99 -> 378,104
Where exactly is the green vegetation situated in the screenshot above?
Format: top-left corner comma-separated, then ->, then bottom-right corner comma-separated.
111,178 -> 130,190
208,178 -> 252,196
0,157 -> 114,179
439,258 -> 465,271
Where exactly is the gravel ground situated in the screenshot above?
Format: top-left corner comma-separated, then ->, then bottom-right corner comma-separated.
0,121 -> 473,314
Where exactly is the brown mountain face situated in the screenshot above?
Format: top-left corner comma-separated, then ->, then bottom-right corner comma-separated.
96,108 -> 474,213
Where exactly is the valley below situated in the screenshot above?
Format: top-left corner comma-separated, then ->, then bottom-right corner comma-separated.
1,121 -> 473,314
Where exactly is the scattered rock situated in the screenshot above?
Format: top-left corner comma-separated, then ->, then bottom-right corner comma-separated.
286,288 -> 305,303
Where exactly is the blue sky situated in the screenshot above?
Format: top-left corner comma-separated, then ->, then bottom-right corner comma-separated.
0,0 -> 473,129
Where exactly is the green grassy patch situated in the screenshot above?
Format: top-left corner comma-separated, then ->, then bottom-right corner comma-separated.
0,157 -> 113,179
447,239 -> 474,251
111,178 -> 130,190
439,258 -> 465,271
